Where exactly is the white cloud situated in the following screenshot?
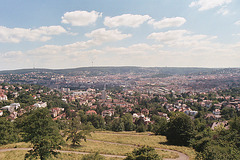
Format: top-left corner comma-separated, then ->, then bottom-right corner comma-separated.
104,14 -> 151,28
104,43 -> 163,55
0,51 -> 23,58
148,17 -> 186,29
147,30 -> 218,49
217,6 -> 229,15
85,28 -> 131,43
233,34 -> 240,37
0,26 -> 67,43
28,28 -> 131,56
235,20 -> 240,25
61,10 -> 102,26
189,0 -> 232,11
147,30 -> 190,42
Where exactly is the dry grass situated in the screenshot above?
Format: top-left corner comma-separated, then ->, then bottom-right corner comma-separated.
89,131 -> 196,160
0,150 -> 122,160
62,140 -> 135,156
0,150 -> 26,160
0,142 -> 32,149
0,131 -> 195,159
62,139 -> 178,159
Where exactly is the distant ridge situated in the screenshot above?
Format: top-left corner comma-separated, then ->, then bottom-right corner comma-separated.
0,66 -> 239,76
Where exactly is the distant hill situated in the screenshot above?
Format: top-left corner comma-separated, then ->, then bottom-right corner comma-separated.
0,66 -> 239,76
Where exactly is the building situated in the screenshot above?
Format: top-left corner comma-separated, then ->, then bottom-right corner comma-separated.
34,102 -> 47,108
1,103 -> 20,113
86,110 -> 97,115
102,110 -> 114,117
0,94 -> 8,101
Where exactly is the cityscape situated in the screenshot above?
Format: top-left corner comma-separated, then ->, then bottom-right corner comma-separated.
1,0 -> 240,160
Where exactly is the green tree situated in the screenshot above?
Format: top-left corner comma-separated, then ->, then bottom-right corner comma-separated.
135,118 -> 146,133
221,107 -> 236,120
16,93 -> 35,105
136,123 -> 146,133
196,144 -> 240,160
112,118 -> 125,132
0,118 -> 19,145
87,114 -> 105,129
166,113 -> 194,146
124,146 -> 162,160
152,116 -> 168,135
66,117 -> 94,146
21,108 -> 64,160
122,113 -> 135,131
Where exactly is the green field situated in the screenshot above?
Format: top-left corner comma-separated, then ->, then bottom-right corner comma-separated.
0,131 -> 196,160
89,131 -> 196,159
0,150 -> 122,160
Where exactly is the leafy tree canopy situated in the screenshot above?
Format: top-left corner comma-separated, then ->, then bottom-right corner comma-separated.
21,108 -> 64,160
124,146 -> 162,160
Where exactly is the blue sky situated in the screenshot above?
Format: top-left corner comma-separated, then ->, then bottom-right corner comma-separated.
0,0 -> 240,70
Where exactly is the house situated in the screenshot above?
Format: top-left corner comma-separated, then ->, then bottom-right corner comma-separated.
34,102 -> 47,108
1,103 -> 20,113
133,113 -> 140,119
125,107 -> 132,113
53,113 -> 66,120
0,94 -> 8,101
8,111 -> 18,121
189,111 -> 198,116
158,112 -> 170,121
211,121 -> 229,130
13,92 -> 19,98
141,108 -> 149,116
213,109 -> 221,115
144,117 -> 151,124
102,109 -> 114,117
204,113 -> 216,120
18,109 -> 26,117
86,110 -> 97,115
50,108 -> 64,118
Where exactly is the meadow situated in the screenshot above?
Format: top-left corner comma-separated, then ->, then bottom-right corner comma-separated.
0,131 -> 196,160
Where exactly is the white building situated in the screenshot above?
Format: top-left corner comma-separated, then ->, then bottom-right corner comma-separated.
1,103 -> 20,113
34,102 -> 47,108
0,94 -> 8,101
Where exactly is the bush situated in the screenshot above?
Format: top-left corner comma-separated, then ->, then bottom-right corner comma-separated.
124,146 -> 162,160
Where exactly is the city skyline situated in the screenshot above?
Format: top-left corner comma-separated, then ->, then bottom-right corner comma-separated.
0,0 -> 240,71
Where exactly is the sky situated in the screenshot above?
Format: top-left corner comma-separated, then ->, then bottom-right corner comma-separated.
0,0 -> 240,70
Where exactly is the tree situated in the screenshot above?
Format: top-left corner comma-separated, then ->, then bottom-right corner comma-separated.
122,113 -> 135,131
112,118 -> 125,132
196,143 -> 240,160
87,114 -> 105,129
166,113 -> 194,146
66,117 -> 94,146
21,108 -> 64,160
136,123 -> 146,133
124,146 -> 162,160
221,107 -> 236,120
0,117 -> 19,145
135,118 -> 146,133
152,116 -> 168,135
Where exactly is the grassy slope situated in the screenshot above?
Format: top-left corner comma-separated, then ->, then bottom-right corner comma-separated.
0,150 -> 121,160
88,131 -> 196,159
0,131 -> 196,160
